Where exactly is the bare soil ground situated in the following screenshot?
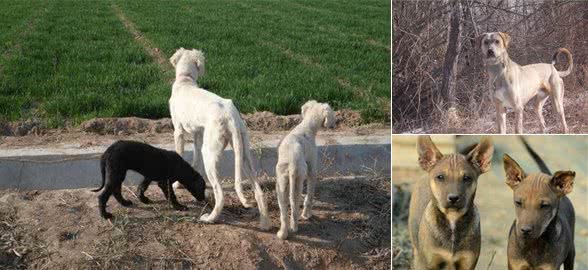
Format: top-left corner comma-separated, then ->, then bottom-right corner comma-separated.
0,174 -> 390,269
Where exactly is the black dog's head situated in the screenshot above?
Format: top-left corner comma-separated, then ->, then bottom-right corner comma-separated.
174,156 -> 206,202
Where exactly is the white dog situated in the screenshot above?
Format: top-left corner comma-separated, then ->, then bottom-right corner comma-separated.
275,100 -> 336,239
169,48 -> 269,229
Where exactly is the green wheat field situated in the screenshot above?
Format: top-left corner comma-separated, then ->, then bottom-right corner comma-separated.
0,0 -> 390,127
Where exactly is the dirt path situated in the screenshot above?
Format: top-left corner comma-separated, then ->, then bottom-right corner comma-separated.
0,175 -> 390,269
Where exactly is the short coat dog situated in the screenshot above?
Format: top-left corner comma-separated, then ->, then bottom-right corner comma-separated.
93,140 -> 206,219
409,136 -> 493,270
479,32 -> 573,134
503,138 -> 575,269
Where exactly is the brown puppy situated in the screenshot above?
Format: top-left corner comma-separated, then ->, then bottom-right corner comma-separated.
503,140 -> 575,270
409,136 -> 493,270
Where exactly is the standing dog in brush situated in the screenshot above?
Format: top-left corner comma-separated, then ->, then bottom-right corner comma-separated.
93,140 -> 206,219
479,32 -> 573,134
409,136 -> 494,270
275,100 -> 336,240
503,138 -> 575,269
169,48 -> 269,229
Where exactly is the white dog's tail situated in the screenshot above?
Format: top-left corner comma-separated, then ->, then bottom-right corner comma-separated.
226,102 -> 256,185
552,48 -> 573,78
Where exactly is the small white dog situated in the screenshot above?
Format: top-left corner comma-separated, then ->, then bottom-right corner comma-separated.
169,48 -> 269,229
275,100 -> 336,239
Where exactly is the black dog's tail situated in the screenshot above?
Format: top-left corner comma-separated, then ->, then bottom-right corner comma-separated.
92,157 -> 106,192
520,136 -> 551,175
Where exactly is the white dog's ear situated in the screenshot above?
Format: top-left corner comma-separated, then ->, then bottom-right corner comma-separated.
498,32 -> 511,48
193,50 -> 206,75
301,100 -> 317,118
170,48 -> 185,67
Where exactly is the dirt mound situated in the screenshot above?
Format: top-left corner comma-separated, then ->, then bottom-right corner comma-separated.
0,176 -> 390,269
77,110 -> 367,135
80,117 -> 173,135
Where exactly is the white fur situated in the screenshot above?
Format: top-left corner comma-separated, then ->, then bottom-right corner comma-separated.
169,48 -> 269,230
275,100 -> 336,240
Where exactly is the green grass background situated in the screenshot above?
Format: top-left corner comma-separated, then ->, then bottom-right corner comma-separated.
0,0 -> 390,127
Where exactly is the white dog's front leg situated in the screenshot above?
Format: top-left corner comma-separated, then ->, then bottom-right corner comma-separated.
514,107 -> 524,134
494,98 -> 507,134
173,129 -> 186,189
192,131 -> 208,183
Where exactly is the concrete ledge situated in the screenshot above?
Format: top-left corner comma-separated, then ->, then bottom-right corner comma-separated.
0,135 -> 390,190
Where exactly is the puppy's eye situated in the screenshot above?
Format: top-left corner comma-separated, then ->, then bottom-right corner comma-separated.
463,175 -> 472,182
436,175 -> 444,181
494,40 -> 499,44
515,200 -> 522,207
540,203 -> 550,209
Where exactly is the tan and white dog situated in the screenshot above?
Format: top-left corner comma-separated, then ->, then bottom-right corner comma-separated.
479,32 -> 573,134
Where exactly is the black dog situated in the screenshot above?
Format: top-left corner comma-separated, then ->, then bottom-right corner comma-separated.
93,140 -> 206,219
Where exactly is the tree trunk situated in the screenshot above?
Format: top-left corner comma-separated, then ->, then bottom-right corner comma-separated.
440,0 -> 462,110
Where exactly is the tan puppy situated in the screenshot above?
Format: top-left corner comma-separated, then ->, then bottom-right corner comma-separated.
409,136 -> 494,270
479,32 -> 573,134
503,139 -> 575,270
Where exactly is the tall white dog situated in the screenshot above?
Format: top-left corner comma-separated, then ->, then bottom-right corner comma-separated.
275,100 -> 336,239
169,48 -> 269,229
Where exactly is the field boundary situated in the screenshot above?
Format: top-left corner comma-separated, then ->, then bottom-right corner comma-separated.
110,2 -> 174,80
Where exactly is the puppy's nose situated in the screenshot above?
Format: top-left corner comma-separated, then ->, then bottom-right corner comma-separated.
520,226 -> 533,236
487,49 -> 495,56
447,194 -> 460,203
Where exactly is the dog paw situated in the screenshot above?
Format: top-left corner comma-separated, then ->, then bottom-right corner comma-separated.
301,211 -> 313,220
277,230 -> 288,240
173,204 -> 188,211
241,202 -> 254,208
121,200 -> 133,207
259,218 -> 270,231
172,182 -> 184,189
139,196 -> 151,204
102,213 -> 114,220
199,213 -> 215,223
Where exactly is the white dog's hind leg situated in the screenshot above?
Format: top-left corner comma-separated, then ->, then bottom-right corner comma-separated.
199,132 -> 225,223
552,84 -> 568,133
289,168 -> 304,233
534,95 -> 549,133
192,131 -> 208,183
173,128 -> 186,189
302,161 -> 317,220
276,166 -> 289,240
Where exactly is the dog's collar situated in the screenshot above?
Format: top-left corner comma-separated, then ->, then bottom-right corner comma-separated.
176,74 -> 194,82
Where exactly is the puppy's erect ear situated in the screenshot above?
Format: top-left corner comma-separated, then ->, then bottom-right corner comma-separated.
466,138 -> 494,174
503,154 -> 526,189
301,100 -> 318,118
170,48 -> 185,67
498,32 -> 511,48
417,136 -> 443,172
550,171 -> 575,196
